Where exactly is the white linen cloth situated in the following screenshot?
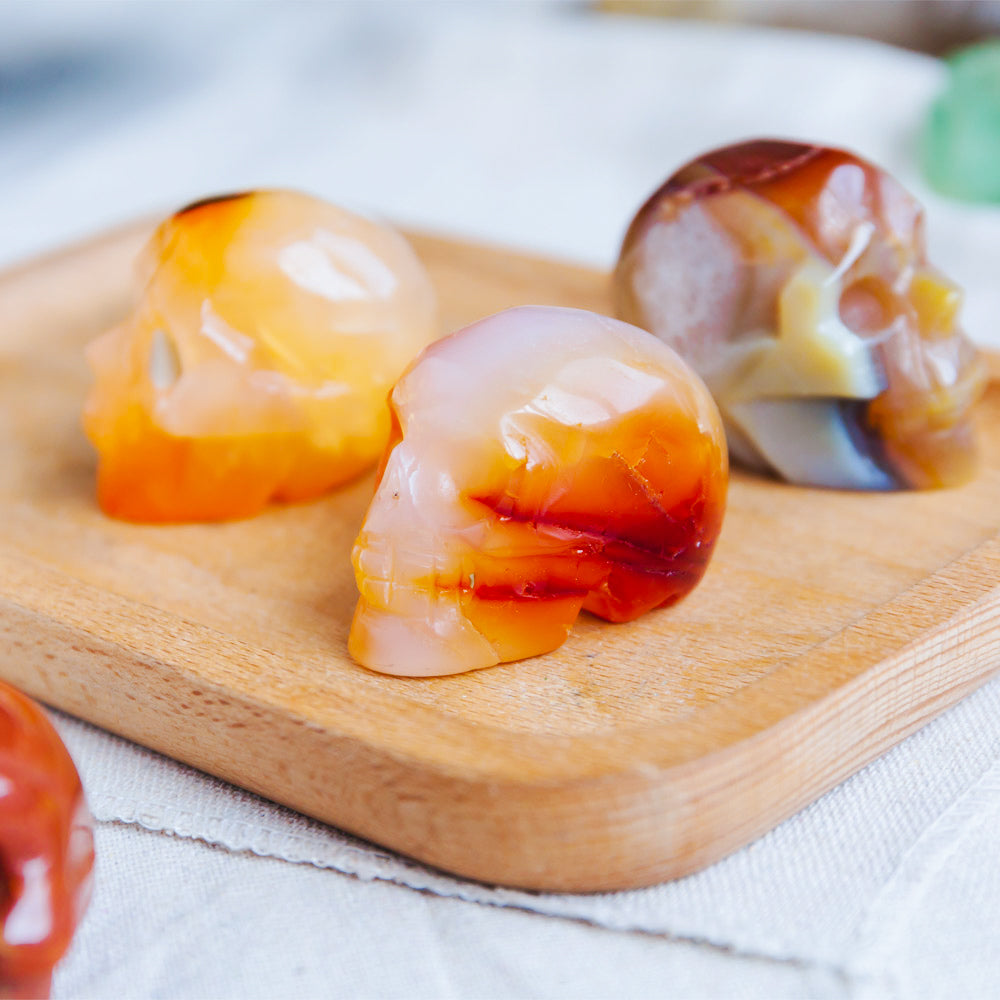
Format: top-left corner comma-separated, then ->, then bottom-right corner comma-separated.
1,4 -> 998,996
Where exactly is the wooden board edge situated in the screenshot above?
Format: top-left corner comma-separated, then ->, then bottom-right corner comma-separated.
4,526 -> 998,782
1,220 -> 999,891
4,561 -> 998,893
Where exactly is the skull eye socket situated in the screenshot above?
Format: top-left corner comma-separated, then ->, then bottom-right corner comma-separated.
839,276 -> 902,336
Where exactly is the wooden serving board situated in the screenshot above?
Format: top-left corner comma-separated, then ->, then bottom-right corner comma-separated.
1,224 -> 998,892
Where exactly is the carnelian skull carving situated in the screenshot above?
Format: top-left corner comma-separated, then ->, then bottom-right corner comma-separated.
350,306 -> 727,676
615,140 -> 985,489
84,190 -> 437,522
1,683 -> 94,999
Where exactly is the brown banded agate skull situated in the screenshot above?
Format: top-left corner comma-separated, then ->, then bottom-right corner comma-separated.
614,139 -> 985,489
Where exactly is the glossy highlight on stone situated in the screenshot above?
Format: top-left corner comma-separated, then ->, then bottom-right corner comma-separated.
84,190 -> 438,522
615,140 -> 985,490
349,306 -> 728,676
0,682 -> 94,999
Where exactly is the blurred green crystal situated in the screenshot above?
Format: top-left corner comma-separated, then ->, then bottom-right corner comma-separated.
923,39 -> 1000,203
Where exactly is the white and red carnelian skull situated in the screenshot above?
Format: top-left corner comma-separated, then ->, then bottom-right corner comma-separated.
350,306 -> 727,676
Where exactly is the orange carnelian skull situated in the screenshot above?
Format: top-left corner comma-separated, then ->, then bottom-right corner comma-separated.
84,190 -> 437,522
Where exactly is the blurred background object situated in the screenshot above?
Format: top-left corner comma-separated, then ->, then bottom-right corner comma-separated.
600,0 -> 1000,54
1,0 -> 999,338
923,39 -> 1000,200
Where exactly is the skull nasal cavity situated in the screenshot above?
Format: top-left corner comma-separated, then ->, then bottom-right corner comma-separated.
839,277 -> 901,335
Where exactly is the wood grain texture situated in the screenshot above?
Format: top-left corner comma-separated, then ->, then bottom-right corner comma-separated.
0,223 -> 997,891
